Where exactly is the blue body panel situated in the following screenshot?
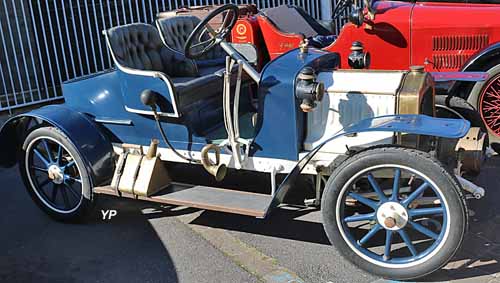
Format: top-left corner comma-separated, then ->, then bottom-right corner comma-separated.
62,48 -> 339,161
117,69 -> 175,114
62,70 -> 142,145
0,45 -> 469,198
265,114 -> 471,216
252,49 -> 338,160
62,69 -> 223,152
0,105 -> 115,186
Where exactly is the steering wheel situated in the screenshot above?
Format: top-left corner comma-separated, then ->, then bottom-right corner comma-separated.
332,0 -> 352,21
184,4 -> 239,59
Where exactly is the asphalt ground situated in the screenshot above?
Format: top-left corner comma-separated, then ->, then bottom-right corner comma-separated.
1,118 -> 500,282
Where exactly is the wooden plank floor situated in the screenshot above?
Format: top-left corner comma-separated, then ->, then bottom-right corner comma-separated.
94,184 -> 273,218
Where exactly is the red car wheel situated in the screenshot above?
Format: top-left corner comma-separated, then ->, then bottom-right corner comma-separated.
479,73 -> 500,137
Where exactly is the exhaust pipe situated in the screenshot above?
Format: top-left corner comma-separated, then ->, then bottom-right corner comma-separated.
455,175 -> 485,199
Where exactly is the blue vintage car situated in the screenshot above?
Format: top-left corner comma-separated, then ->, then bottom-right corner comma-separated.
0,4 -> 487,280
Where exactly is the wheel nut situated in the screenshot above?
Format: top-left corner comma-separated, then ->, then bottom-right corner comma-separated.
384,217 -> 396,228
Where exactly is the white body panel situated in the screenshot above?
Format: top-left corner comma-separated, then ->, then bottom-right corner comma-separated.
112,72 -> 409,177
304,71 -> 406,154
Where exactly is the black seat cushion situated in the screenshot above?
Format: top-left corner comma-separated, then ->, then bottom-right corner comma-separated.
106,23 -> 197,77
173,66 -> 225,106
156,15 -> 225,66
173,65 -> 255,109
174,76 -> 221,107
106,23 -> 250,114
260,5 -> 332,38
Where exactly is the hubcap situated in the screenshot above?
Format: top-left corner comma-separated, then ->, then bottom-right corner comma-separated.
377,202 -> 408,230
48,165 -> 64,185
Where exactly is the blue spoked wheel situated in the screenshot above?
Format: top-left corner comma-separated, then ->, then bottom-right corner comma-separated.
20,127 -> 94,221
322,147 -> 467,280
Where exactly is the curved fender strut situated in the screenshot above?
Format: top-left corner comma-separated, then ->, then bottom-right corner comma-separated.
263,114 -> 470,217
0,105 -> 115,186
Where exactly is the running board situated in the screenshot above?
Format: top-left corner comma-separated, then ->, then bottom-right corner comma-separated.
93,184 -> 273,218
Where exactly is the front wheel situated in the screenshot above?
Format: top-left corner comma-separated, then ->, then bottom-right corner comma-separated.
321,147 -> 467,280
19,126 -> 94,222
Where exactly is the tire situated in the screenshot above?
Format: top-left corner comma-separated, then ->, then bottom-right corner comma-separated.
321,147 -> 467,280
467,64 -> 500,152
19,126 -> 94,222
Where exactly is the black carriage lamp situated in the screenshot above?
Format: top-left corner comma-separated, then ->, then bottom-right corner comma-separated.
348,41 -> 371,69
295,67 -> 325,112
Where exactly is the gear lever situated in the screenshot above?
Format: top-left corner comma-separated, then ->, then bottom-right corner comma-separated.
140,89 -> 200,164
140,89 -> 160,117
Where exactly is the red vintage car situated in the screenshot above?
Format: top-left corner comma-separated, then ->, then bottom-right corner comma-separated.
230,1 -> 500,143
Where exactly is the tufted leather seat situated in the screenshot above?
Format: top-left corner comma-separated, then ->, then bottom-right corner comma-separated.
156,15 -> 225,66
106,23 -> 198,77
106,23 -> 229,111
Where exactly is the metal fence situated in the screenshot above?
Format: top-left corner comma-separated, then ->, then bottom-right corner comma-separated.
0,0 -> 330,113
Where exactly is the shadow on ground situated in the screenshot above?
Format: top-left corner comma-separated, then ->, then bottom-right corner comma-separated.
4,153 -> 500,282
186,156 -> 500,282
0,166 -> 179,282
420,156 -> 500,282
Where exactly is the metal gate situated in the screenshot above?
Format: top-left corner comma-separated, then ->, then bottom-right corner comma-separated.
0,0 -> 331,113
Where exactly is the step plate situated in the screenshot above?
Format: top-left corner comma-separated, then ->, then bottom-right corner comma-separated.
94,184 -> 272,218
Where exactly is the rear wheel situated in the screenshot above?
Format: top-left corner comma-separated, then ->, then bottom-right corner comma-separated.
321,147 -> 466,280
19,126 -> 94,222
469,64 -> 500,151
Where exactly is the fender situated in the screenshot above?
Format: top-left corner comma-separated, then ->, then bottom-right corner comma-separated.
0,105 -> 115,186
264,114 -> 470,217
461,42 -> 500,72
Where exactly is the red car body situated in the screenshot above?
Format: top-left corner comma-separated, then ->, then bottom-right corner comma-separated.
231,1 -> 500,139
233,1 -> 500,71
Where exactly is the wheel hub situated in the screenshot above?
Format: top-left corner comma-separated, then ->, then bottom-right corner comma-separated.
377,202 -> 408,230
48,165 -> 64,185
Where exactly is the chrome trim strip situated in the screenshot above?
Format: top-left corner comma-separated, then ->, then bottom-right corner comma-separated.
124,106 -> 179,118
104,32 -> 181,118
431,72 -> 489,82
94,118 -> 134,125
